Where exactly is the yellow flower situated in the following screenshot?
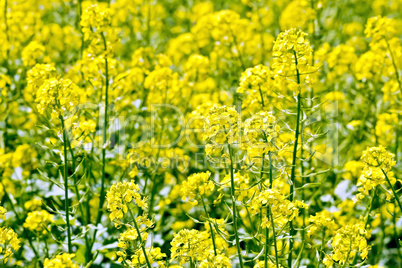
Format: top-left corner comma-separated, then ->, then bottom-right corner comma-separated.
361,146 -> 396,173
0,206 -> 7,220
44,253 -> 79,268
24,198 -> 42,211
106,180 -> 148,222
220,172 -> 255,202
237,65 -> 278,112
307,210 -> 336,237
35,78 -> 84,120
203,106 -> 240,145
170,229 -> 213,265
254,260 -> 283,268
144,67 -> 183,106
326,221 -> 370,266
365,16 -> 396,42
272,28 -> 316,86
199,254 -> 232,268
23,210 -> 54,234
355,146 -> 396,200
80,3 -> 112,41
0,227 -> 20,264
342,160 -> 364,180
125,247 -> 166,267
251,188 -> 303,228
181,171 -> 214,205
26,63 -> 56,101
22,41 -> 45,66
279,0 -> 316,31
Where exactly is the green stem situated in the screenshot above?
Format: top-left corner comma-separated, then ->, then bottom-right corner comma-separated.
95,32 -> 110,227
288,51 -> 302,268
66,140 -> 91,262
316,228 -> 325,268
351,187 -> 377,265
200,196 -> 217,256
384,38 -> 402,97
340,239 -> 353,268
268,152 -> 273,187
265,216 -> 269,268
128,208 -> 152,268
228,144 -> 245,268
1,182 -> 42,266
269,206 -> 280,268
60,116 -> 73,253
383,169 -> 402,213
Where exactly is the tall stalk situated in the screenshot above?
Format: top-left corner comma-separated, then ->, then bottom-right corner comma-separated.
60,116 -> 73,253
128,208 -> 152,268
201,196 -> 217,256
228,145 -> 245,268
95,32 -> 110,226
266,152 -> 279,268
288,51 -> 302,267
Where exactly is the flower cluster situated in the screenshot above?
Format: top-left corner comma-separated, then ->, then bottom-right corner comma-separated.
0,227 -> 20,263
43,253 -> 79,268
251,188 -> 305,228
181,172 -> 214,205
203,106 -> 240,145
23,210 -> 54,234
272,28 -> 316,87
0,206 -> 6,220
356,146 -> 396,200
106,181 -> 148,222
170,229 -> 212,265
237,65 -> 278,112
365,16 -> 397,42
35,78 -> 84,119
307,210 -> 336,237
324,221 -> 370,267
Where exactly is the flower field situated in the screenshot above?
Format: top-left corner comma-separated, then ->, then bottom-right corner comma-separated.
0,0 -> 402,267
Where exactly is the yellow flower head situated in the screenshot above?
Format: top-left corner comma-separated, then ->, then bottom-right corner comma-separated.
237,65 -> 278,112
170,229 -> 212,265
23,210 -> 54,234
80,3 -> 112,40
361,146 -> 396,173
365,16 -> 396,42
181,171 -> 214,205
251,188 -> 304,228
35,78 -> 84,119
199,254 -> 232,268
203,106 -> 240,145
326,221 -> 371,266
0,206 -> 7,220
272,28 -> 315,86
44,253 -> 79,268
0,227 -> 21,264
106,180 -> 148,222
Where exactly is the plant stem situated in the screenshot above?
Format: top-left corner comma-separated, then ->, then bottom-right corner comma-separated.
384,38 -> 402,97
351,187 -> 377,265
228,144 -> 245,268
128,208 -> 152,268
288,51 -> 302,268
66,140 -> 91,262
269,206 -> 280,268
383,169 -> 402,212
200,196 -> 217,256
1,182 -> 43,266
316,228 -> 325,268
264,209 -> 270,268
60,116 -> 72,253
95,32 -> 110,227
340,239 -> 353,268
